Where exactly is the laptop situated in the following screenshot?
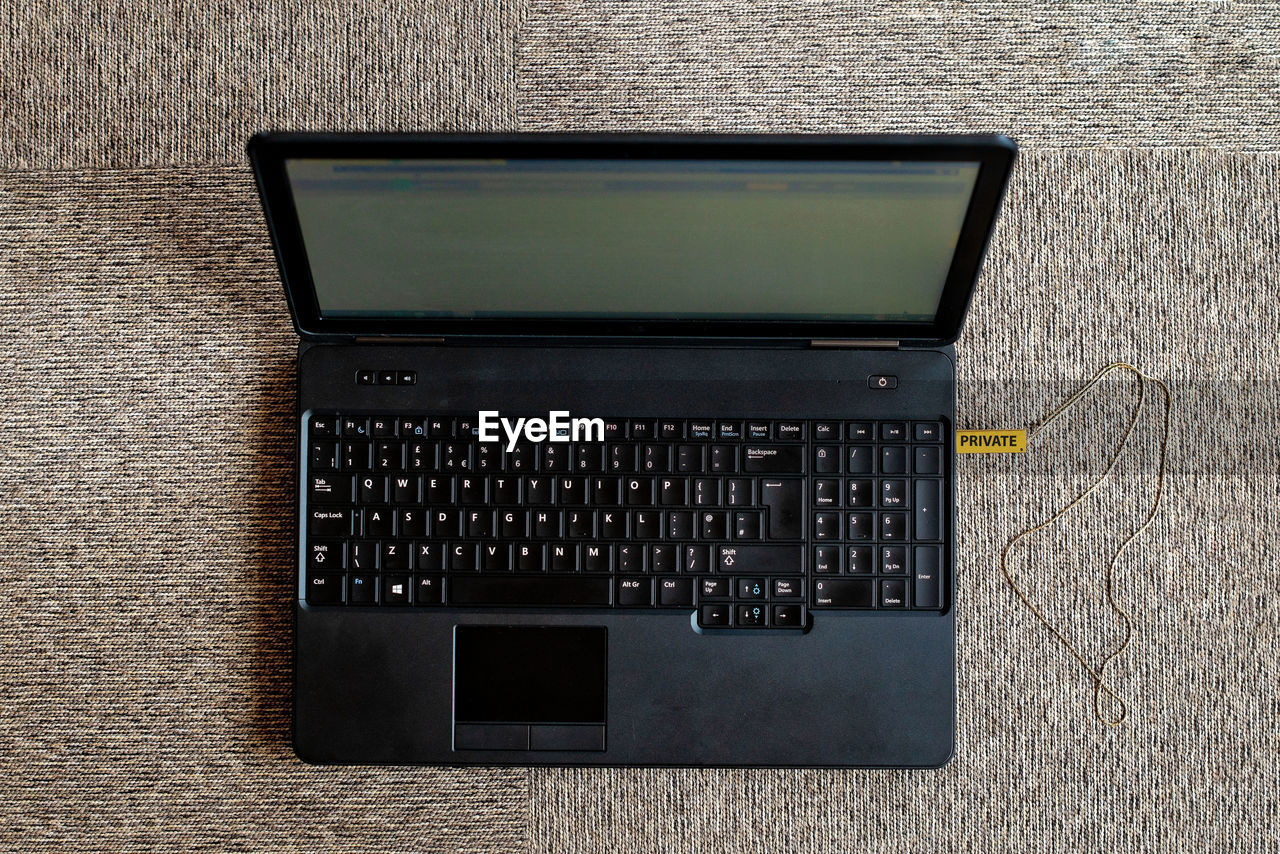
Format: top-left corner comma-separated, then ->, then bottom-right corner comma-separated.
248,132 -> 1016,767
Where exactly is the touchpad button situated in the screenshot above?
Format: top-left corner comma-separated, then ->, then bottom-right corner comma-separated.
453,625 -> 607,751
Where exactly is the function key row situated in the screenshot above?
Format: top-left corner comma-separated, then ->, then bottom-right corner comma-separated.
310,415 -> 945,443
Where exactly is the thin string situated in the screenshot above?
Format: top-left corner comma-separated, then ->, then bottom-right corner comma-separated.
998,363 -> 1172,726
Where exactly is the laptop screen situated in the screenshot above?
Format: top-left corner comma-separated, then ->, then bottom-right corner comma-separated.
283,158 -> 982,323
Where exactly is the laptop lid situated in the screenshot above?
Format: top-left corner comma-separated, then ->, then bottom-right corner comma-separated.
248,132 -> 1015,345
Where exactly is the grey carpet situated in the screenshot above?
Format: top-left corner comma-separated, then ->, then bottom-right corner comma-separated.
2,1 -> 1279,852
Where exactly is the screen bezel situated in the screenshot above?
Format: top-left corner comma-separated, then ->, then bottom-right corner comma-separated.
248,132 -> 1016,344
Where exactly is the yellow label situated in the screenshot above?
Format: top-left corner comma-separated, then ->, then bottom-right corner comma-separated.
956,429 -> 1026,453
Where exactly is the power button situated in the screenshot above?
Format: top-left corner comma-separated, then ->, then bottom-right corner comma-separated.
869,375 -> 898,390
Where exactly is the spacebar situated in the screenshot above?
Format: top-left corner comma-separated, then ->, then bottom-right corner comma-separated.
448,576 -> 613,607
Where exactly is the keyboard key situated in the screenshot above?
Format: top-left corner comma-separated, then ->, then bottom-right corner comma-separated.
725,479 -> 753,506
357,475 -> 386,503
576,444 -> 604,472
583,544 -> 611,572
813,577 -> 874,608
847,445 -> 874,474
775,422 -> 804,441
348,540 -> 376,571
449,544 -> 477,570
308,508 -> 352,537
550,543 -> 577,572
847,421 -> 873,441
881,512 -> 907,541
677,445 -> 704,472
617,577 -> 653,606
772,604 -> 805,627
813,512 -> 840,540
634,511 -> 662,539
880,546 -> 907,574
847,545 -> 873,573
733,511 -> 761,539
688,421 -> 714,440
914,546 -> 942,608
616,544 -> 644,572
668,511 -> 694,540
746,421 -> 771,440
760,479 -> 803,539
881,446 -> 907,474
737,578 -> 766,599
915,479 -> 941,540
480,543 -> 510,571
717,545 -> 804,574
743,445 -> 804,473
659,577 -> 694,607
701,511 -> 728,540
382,541 -> 409,570
391,475 -> 420,504
310,442 -> 338,470
717,421 -> 743,440
414,575 -> 443,604
626,477 -> 655,505
881,578 -> 907,608
415,542 -> 444,570
308,541 -> 343,570
311,415 -> 340,437
515,543 -> 544,571
450,576 -> 612,607
773,578 -> 803,599
349,574 -> 377,604
881,422 -> 907,442
310,474 -> 352,503
306,574 -> 343,605
693,479 -> 720,507
642,444 -> 671,473
383,575 -> 410,604
601,511 -> 628,539
847,512 -> 873,540
651,544 -> 678,573
881,479 -> 907,508
813,422 -> 841,441
813,545 -> 841,574
915,446 -> 942,475
684,545 -> 711,574
658,420 -> 684,440
699,604 -> 731,627
709,445 -> 737,472
736,604 -> 766,626
814,445 -> 841,474
700,577 -> 731,599
914,422 -> 943,442
847,478 -> 873,507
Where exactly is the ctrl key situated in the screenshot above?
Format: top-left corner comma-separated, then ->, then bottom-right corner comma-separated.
306,574 -> 344,605
699,604 -> 731,628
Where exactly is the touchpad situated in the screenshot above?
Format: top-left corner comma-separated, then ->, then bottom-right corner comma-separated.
453,625 -> 607,751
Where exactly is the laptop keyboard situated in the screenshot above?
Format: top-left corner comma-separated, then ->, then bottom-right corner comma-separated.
304,415 -> 947,629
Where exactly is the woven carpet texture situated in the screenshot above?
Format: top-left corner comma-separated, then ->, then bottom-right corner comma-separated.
1,1 -> 1278,852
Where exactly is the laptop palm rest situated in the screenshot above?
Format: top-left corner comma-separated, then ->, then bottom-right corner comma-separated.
453,625 -> 607,751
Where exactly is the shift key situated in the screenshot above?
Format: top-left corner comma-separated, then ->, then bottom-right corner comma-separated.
718,545 -> 804,574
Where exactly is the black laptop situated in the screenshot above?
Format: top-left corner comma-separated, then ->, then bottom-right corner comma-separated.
248,132 -> 1015,767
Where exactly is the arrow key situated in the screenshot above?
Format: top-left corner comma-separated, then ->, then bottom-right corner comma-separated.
736,577 -> 766,599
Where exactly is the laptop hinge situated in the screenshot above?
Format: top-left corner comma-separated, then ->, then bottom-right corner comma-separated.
353,336 -> 446,344
809,339 -> 899,349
